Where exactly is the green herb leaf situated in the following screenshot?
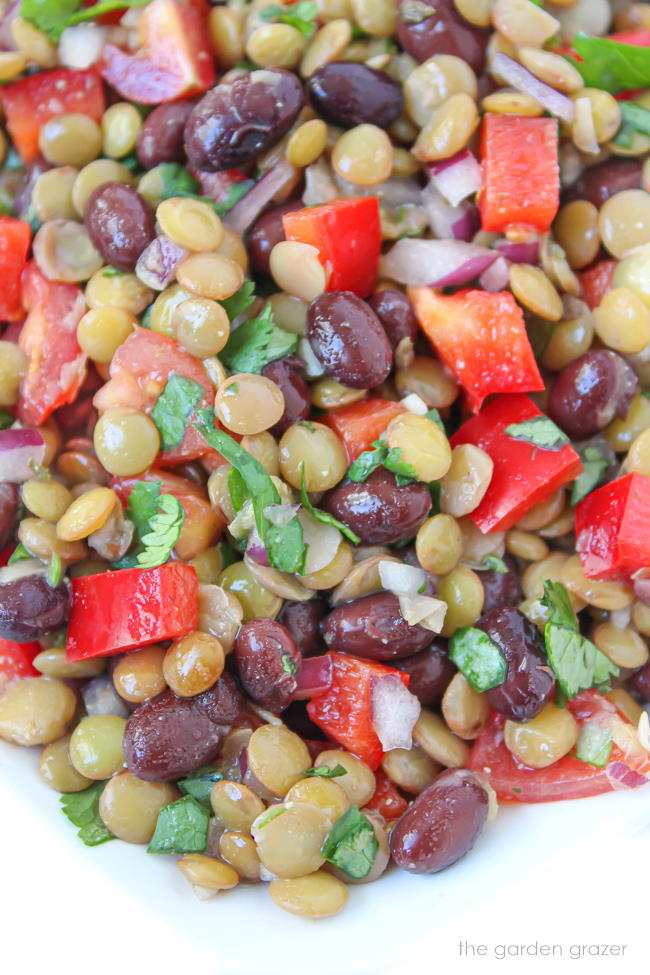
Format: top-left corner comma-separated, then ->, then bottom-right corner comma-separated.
60,781 -> 114,847
220,279 -> 256,320
281,653 -> 298,675
347,442 -> 386,482
385,446 -> 417,484
228,468 -> 250,512
0,409 -> 13,430
541,580 -> 619,699
570,444 -> 610,506
266,514 -> 306,575
47,553 -> 63,587
123,480 -> 162,541
158,163 -> 252,218
300,464 -> 360,545
255,805 -> 288,829
21,0 -> 150,40
147,796 -> 210,855
567,33 -> 650,94
220,304 -> 298,375
449,626 -> 508,692
260,0 -> 317,37
101,266 -> 125,278
424,408 -> 445,431
151,373 -> 205,452
7,542 -> 31,565
481,554 -> 509,574
216,180 -> 254,216
303,764 -> 348,779
136,494 -> 185,569
177,766 -> 223,807
575,721 -> 613,768
504,415 -> 570,451
615,101 -> 650,147
321,807 -> 378,879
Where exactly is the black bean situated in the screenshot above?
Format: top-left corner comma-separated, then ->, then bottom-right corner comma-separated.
280,699 -> 324,740
480,553 -> 523,613
84,183 -> 155,271
0,573 -> 69,642
0,484 -> 18,548
322,591 -> 431,661
394,641 -> 455,705
547,350 -> 638,440
234,618 -> 301,712
307,291 -> 392,389
396,0 -> 488,74
366,289 -> 419,352
322,468 -> 432,544
390,768 -> 489,874
277,598 -> 328,657
136,99 -> 195,169
631,662 -> 650,701
565,159 -> 642,208
184,69 -> 305,172
247,200 -> 302,276
476,606 -> 555,722
262,355 -> 310,436
306,62 -> 404,129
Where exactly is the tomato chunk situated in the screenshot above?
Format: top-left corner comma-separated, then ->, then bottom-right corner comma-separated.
321,398 -> 405,463
364,769 -> 409,819
575,473 -> 650,581
0,639 -> 41,692
0,217 -> 31,322
577,260 -> 617,309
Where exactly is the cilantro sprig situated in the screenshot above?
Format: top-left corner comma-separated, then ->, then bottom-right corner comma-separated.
449,627 -> 508,693
221,280 -> 256,320
220,304 -> 299,375
147,796 -> 210,855
570,444 -> 610,506
21,0 -> 149,41
321,807 -> 378,879
113,481 -> 184,570
347,439 -> 418,485
158,163 -> 253,218
60,781 -> 114,847
613,102 -> 650,149
481,554 -> 508,574
260,0 -> 318,37
303,764 -> 348,779
151,374 -> 205,452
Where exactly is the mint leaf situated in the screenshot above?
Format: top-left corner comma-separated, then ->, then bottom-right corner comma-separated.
220,279 -> 256,320
147,796 -> 209,855
321,807 -> 378,879
260,0 -> 317,37
177,766 -> 223,807
575,721 -> 613,768
21,0 -> 149,41
505,415 -> 569,451
570,444 -> 610,506
481,554 -> 509,574
347,441 -> 387,482
220,304 -> 298,374
136,494 -> 184,569
303,764 -> 348,779
449,627 -> 508,692
567,33 -> 650,93
300,464 -> 360,545
151,374 -> 205,452
60,781 -> 114,847
8,542 -> 31,565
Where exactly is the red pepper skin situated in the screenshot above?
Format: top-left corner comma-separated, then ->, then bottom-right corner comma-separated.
321,398 -> 405,463
451,394 -> 583,533
282,197 -> 382,298
0,639 -> 41,691
0,217 -> 30,322
0,68 -> 104,164
607,30 -> 650,46
575,473 -> 650,581
66,563 -> 198,661
307,653 -> 410,770
479,114 -> 560,233
408,287 -> 543,413
364,769 -> 409,819
577,260 -> 617,309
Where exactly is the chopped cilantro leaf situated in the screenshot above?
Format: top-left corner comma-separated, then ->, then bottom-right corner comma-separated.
0,409 -> 14,430
481,554 -> 509,574
113,481 -> 184,570
303,764 -> 348,779
505,415 -> 569,451
60,781 -> 114,847
570,444 -> 610,506
321,807 -> 378,879
21,0 -> 149,41
260,0 -> 317,37
449,626 -> 508,692
300,464 -> 360,545
220,303 -> 298,375
220,279 -> 256,320
147,796 -> 209,855
178,766 -> 223,806
151,373 -> 205,452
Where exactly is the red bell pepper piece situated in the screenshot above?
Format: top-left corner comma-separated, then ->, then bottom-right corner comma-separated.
479,114 -> 560,233
408,287 -> 543,413
66,562 -> 198,661
577,260 -> 617,309
0,68 -> 104,164
0,217 -> 31,322
451,393 -> 583,533
17,263 -> 87,427
321,398 -> 405,463
282,197 -> 382,298
101,0 -> 215,105
307,653 -> 410,770
607,29 -> 650,46
575,473 -> 650,581
0,639 -> 41,691
364,769 -> 409,819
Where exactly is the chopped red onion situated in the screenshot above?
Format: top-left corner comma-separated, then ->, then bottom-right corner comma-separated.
371,674 -> 421,751
135,235 -> 188,291
423,182 -> 479,241
0,0 -> 20,51
379,238 -> 497,288
225,158 -> 298,236
428,150 -> 482,207
292,654 -> 333,700
495,238 -> 540,264
605,761 -> 648,790
263,502 -> 300,528
0,427 -> 46,483
492,53 -> 576,124
58,24 -> 108,68
378,559 -> 426,596
450,206 -> 480,242
245,526 -> 269,566
81,674 -> 130,718
479,255 -> 510,292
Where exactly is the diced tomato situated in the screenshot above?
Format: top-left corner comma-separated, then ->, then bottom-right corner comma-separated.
577,260 -> 617,309
66,563 -> 198,661
479,114 -> 560,233
307,653 -> 410,770
408,288 -> 543,413
321,398 -> 405,463
364,769 -> 409,819
101,0 -> 215,104
451,393 -> 583,533
0,68 -> 104,164
575,473 -> 650,581
0,638 -> 41,691
282,198 -> 382,298
0,217 -> 31,322
93,327 -> 216,466
112,469 -> 225,561
16,263 -> 87,427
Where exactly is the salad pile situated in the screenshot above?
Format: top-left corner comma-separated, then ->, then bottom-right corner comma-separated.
2,0 -> 650,920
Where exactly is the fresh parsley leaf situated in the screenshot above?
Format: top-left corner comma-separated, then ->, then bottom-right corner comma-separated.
424,408 -> 445,431
260,0 -> 317,37
60,781 -> 114,847
570,444 -> 610,506
220,304 -> 298,374
504,415 -> 570,451
177,766 -> 223,807
347,440 -> 417,485
481,554 -> 509,574
321,806 -> 378,880
47,553 -> 63,587
124,480 -> 162,541
541,580 -> 619,699
151,374 -> 205,451
449,626 -> 508,692
575,721 -> 613,768
303,764 -> 348,779
21,0 -> 150,41
300,464 -> 360,545
220,279 -> 256,320
7,542 -> 30,565
228,468 -> 250,512
567,33 -> 650,94
147,796 -> 210,855
157,162 -> 253,218
0,409 -> 13,430
136,494 -> 185,569
385,446 -> 417,484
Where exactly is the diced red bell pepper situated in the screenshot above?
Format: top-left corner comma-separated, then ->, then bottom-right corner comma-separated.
577,260 -> 617,309
575,473 -> 650,581
282,197 -> 382,298
321,398 -> 405,463
307,653 -> 410,770
66,562 -> 198,661
0,217 -> 31,322
0,68 -> 104,164
364,769 -> 409,819
101,0 -> 215,105
607,29 -> 650,46
408,287 -> 543,413
451,393 -> 583,533
17,263 -> 87,427
479,114 -> 560,233
0,639 -> 41,691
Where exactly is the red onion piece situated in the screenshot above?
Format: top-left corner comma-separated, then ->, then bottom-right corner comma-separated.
292,654 -> 333,700
428,149 -> 482,207
81,674 -> 130,718
263,502 -> 300,528
135,235 -> 188,291
479,255 -> 510,292
380,238 -> 497,288
245,525 -> 270,566
492,53 -> 576,124
495,238 -> 540,264
423,182 -> 478,241
605,761 -> 648,790
0,0 -> 20,51
370,674 -> 421,751
450,205 -> 480,242
0,427 -> 46,483
225,158 -> 298,236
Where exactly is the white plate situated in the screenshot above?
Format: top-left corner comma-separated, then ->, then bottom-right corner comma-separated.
2,739 -> 650,975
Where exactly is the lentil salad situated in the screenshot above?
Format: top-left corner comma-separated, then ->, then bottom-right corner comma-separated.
1,0 -> 650,922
